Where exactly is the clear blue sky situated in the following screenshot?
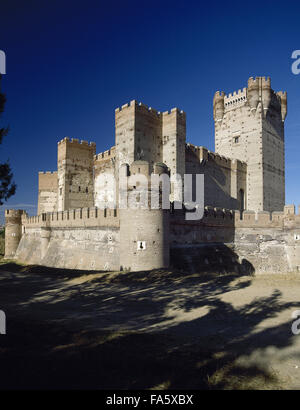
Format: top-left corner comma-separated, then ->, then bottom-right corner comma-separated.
0,0 -> 300,221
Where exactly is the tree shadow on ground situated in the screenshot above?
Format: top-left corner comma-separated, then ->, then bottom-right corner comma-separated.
0,261 -> 299,389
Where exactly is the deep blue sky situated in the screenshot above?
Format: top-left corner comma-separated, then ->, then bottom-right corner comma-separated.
0,0 -> 300,220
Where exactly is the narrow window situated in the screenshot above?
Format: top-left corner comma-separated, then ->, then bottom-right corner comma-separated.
239,189 -> 245,219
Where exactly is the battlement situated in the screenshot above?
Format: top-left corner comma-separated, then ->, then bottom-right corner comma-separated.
115,100 -> 160,115
186,144 -> 247,169
94,146 -> 116,161
38,171 -> 57,175
162,107 -> 186,117
57,137 -> 96,148
171,204 -> 300,229
115,100 -> 136,113
214,91 -> 225,99
22,207 -> 120,229
234,205 -> 300,227
224,88 -> 247,110
277,91 -> 287,98
171,206 -> 234,227
202,206 -> 234,223
248,76 -> 271,87
5,209 -> 25,218
224,88 -> 247,100
115,100 -> 185,117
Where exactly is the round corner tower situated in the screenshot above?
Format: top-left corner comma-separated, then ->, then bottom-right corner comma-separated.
119,160 -> 170,272
4,209 -> 24,259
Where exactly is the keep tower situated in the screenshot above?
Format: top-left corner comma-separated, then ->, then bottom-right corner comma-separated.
214,77 -> 287,212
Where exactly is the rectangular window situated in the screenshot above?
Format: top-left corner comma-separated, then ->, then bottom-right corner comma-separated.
233,136 -> 240,144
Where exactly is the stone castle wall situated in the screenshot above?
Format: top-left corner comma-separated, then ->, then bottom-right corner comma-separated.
185,144 -> 247,210
15,208 -> 120,270
170,205 -> 300,274
57,138 -> 96,211
6,204 -> 300,274
5,76 -> 294,274
22,207 -> 119,229
115,101 -> 186,194
37,171 -> 58,214
214,77 -> 287,212
94,147 -> 116,208
37,97 -> 249,221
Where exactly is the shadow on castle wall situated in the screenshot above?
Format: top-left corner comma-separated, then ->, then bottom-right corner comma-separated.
170,243 -> 255,276
169,206 -> 256,275
185,146 -> 241,210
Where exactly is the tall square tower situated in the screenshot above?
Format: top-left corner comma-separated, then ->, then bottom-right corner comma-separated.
115,100 -> 186,201
214,77 -> 287,212
57,137 -> 96,211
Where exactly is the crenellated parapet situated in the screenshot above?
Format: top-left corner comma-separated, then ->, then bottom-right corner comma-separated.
38,171 -> 57,175
234,205 -> 300,228
94,146 -> 116,162
186,144 -> 247,170
171,206 -> 234,226
246,76 -> 287,120
22,207 -> 120,229
115,100 -> 186,118
57,137 -> 96,149
171,204 -> 300,230
213,76 -> 287,121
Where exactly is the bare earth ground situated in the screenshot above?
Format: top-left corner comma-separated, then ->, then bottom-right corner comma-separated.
0,259 -> 300,390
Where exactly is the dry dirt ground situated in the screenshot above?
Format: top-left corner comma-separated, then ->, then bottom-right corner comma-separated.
0,260 -> 300,390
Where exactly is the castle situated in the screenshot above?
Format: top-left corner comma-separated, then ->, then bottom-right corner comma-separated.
4,77 -> 300,274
